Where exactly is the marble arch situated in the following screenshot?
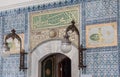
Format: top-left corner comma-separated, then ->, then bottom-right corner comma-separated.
30,39 -> 79,77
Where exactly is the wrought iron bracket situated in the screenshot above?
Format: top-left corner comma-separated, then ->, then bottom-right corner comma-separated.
64,20 -> 87,70
20,50 -> 28,71
4,29 -> 28,71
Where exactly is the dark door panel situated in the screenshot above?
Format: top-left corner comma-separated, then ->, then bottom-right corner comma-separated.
41,54 -> 71,77
42,57 -> 54,77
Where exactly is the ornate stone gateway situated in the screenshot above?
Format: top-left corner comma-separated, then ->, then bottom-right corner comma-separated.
29,5 -> 81,77
30,40 -> 79,77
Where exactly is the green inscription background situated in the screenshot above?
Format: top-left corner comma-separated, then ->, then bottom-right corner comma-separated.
31,7 -> 79,29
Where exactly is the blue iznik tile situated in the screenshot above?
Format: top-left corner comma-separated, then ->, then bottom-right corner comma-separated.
85,0 -> 117,23
3,13 -> 25,34
0,0 -> 119,77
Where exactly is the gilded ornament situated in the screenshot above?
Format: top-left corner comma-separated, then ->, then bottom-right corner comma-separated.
49,29 -> 57,38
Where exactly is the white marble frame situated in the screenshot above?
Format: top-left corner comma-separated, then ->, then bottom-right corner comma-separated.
30,40 -> 79,77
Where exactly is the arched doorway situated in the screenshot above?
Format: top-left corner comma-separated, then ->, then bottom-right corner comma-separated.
30,40 -> 79,77
41,53 -> 71,77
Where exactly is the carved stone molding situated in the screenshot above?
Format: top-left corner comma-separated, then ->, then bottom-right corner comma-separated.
30,26 -> 79,51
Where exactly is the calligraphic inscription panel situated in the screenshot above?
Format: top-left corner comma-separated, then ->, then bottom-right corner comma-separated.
86,22 -> 117,48
30,5 -> 79,30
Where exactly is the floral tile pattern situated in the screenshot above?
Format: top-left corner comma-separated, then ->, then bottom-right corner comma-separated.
0,0 -> 119,77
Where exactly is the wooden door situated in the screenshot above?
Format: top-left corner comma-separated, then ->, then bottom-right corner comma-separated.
58,58 -> 71,77
42,54 -> 71,77
42,57 -> 54,77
